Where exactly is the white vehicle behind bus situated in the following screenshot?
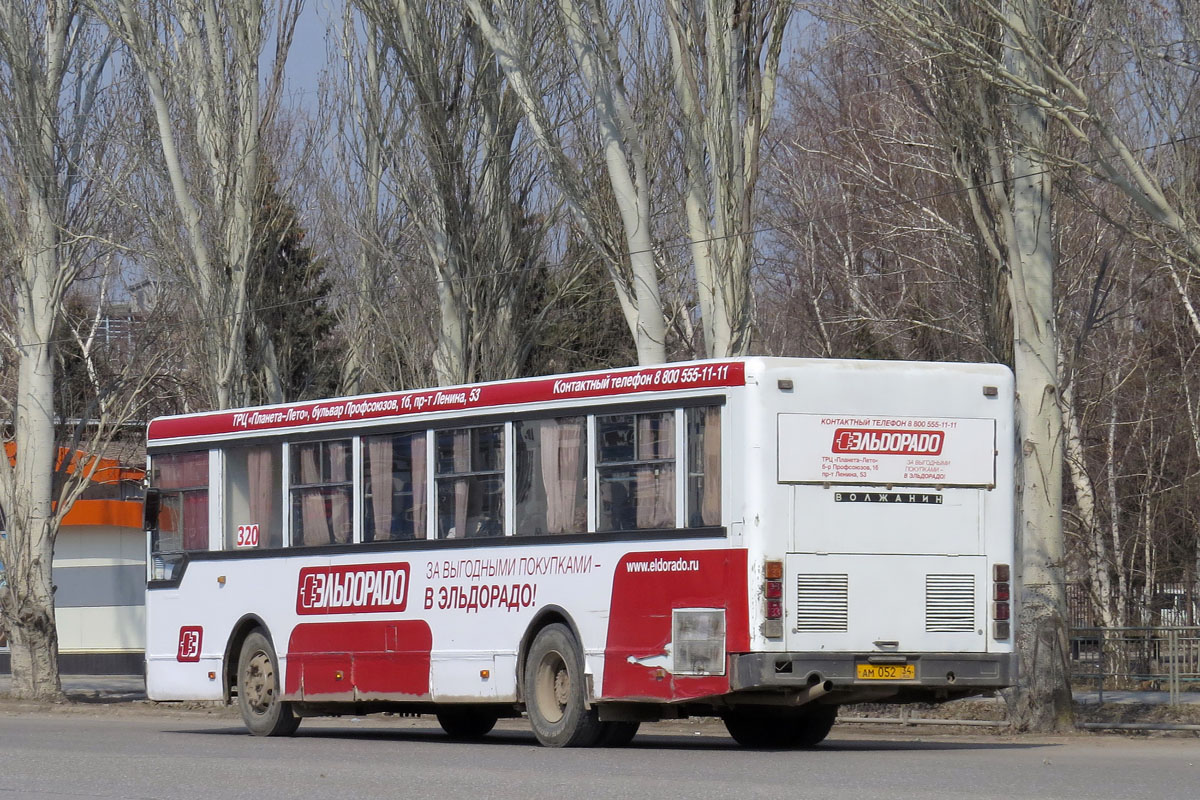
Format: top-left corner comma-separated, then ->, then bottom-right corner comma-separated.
143,357 -> 1015,747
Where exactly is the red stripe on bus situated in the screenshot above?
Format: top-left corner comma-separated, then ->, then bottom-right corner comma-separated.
602,549 -> 749,701
147,362 -> 745,442
284,620 -> 433,700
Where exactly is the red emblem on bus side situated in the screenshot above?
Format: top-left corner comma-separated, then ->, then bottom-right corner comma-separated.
177,626 -> 203,662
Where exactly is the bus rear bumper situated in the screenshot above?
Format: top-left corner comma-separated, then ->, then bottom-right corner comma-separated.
729,651 -> 1016,693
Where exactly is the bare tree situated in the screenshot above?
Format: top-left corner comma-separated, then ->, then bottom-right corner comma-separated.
847,0 -> 1200,729
0,0 -> 159,699
665,0 -> 790,356
97,0 -> 301,409
468,0 -> 669,365
761,26 -> 998,363
472,0 -> 793,362
998,0 -> 1071,731
318,10 -> 426,394
352,0 -> 561,385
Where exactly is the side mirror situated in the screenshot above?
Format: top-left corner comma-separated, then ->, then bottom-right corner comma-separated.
143,488 -> 161,532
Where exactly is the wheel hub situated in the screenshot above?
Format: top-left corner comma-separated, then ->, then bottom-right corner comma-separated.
534,650 -> 570,724
243,651 -> 274,713
553,667 -> 570,706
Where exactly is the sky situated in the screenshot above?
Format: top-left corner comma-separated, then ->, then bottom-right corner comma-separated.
281,0 -> 334,102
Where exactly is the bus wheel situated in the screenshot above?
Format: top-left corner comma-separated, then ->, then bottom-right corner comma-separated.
793,705 -> 837,747
237,631 -> 300,737
596,721 -> 640,747
723,706 -> 837,748
436,708 -> 499,739
524,624 -> 603,747
722,711 -> 777,747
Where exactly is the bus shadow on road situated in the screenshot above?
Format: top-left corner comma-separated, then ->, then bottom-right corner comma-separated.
172,725 -> 1055,752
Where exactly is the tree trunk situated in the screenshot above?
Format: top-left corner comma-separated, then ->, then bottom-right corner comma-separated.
431,240 -> 470,385
0,0 -> 145,702
3,507 -> 61,701
1002,0 -> 1072,732
1061,376 -> 1114,628
1105,402 -> 1128,626
3,232 -> 64,701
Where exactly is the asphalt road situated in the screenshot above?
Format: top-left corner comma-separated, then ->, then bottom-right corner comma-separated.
0,707 -> 1196,800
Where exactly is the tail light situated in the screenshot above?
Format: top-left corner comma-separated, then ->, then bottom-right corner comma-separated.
992,563 -> 1011,639
763,559 -> 784,638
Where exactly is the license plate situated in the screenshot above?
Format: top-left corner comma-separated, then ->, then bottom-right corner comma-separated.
856,663 -> 915,680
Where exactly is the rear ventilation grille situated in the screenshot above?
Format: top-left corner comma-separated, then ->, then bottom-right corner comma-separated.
795,574 -> 849,632
925,574 -> 976,632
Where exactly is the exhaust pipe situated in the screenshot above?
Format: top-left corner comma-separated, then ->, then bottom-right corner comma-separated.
795,679 -> 833,706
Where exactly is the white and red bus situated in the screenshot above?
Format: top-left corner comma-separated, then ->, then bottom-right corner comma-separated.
143,357 -> 1016,747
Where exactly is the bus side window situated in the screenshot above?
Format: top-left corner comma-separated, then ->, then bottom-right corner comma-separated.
362,432 -> 427,542
224,444 -> 283,550
515,417 -> 586,535
596,411 -> 675,532
150,451 -> 210,554
686,407 -> 721,527
290,439 -> 353,546
435,426 -> 504,539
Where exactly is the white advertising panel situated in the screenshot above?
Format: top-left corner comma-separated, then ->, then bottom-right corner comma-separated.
778,414 -> 996,486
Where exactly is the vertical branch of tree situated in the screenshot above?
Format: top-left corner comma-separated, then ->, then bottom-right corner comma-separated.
327,14 -> 399,394
355,0 -> 562,385
102,0 -> 301,409
665,0 -> 789,356
467,0 -> 668,365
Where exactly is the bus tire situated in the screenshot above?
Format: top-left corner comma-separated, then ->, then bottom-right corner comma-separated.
722,711 -> 776,747
524,624 -> 602,747
793,705 -> 837,747
723,705 -> 837,748
237,631 -> 300,737
596,721 -> 640,747
436,708 -> 499,739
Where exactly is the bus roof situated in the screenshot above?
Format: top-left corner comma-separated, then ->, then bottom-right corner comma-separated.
146,360 -> 747,446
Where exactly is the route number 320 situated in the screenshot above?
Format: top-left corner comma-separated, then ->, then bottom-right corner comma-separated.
235,524 -> 260,548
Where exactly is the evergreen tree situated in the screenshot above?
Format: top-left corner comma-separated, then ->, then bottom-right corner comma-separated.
246,169 -> 340,404
524,246 -> 637,376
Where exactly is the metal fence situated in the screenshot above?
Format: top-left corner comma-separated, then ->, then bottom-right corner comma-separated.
1070,626 -> 1200,705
